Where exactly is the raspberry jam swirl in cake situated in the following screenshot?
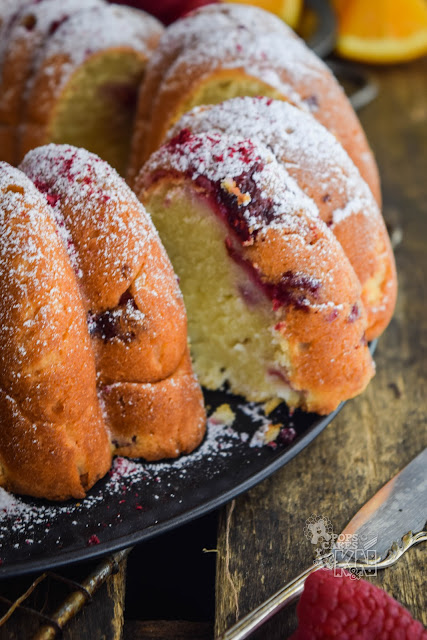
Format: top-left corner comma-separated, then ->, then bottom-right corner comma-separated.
167,98 -> 397,340
136,131 -> 375,415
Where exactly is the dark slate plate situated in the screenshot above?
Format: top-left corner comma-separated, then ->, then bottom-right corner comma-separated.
0,342 -> 376,579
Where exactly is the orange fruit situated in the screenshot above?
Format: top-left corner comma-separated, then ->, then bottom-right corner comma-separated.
334,0 -> 427,64
225,0 -> 302,29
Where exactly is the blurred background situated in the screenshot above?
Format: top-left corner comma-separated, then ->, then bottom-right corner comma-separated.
108,0 -> 427,66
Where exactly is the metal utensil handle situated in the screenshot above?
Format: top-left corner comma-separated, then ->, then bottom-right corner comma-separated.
217,561 -> 323,640
218,530 -> 427,640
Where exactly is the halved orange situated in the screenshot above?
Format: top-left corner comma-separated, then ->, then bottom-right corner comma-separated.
334,0 -> 427,64
225,0 -> 303,29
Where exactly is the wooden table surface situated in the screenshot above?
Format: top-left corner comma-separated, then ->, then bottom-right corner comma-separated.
215,55 -> 427,638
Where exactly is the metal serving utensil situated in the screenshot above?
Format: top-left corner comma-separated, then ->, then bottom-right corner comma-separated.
218,447 -> 427,640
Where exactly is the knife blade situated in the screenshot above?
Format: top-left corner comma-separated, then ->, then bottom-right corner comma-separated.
333,447 -> 427,563
218,447 -> 427,640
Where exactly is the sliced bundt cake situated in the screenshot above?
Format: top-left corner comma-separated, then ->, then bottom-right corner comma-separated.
0,0 -> 163,175
166,97 -> 397,340
0,144 -> 205,500
128,3 -> 381,205
135,131 -> 375,415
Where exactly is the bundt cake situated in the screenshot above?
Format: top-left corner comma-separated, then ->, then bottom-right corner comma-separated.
128,3 -> 381,206
0,0 -> 30,30
0,0 -> 163,175
166,97 -> 397,341
135,131 -> 376,415
0,144 -> 205,501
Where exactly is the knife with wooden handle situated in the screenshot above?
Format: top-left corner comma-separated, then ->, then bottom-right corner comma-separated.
218,447 -> 427,640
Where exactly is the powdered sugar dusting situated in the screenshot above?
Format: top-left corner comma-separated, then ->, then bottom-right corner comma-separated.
0,395 -> 297,553
6,0 -> 102,44
153,3 -> 323,103
179,3 -> 293,39
141,131 -> 319,239
7,0 -> 102,40
239,402 -> 278,447
0,0 -> 35,66
20,144 -> 153,309
36,4 -> 163,97
0,0 -> 103,89
167,98 -> 379,228
0,161 -> 67,313
168,31 -> 320,103
143,1 -> 294,84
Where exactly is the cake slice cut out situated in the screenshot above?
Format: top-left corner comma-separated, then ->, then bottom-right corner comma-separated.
136,131 -> 375,415
166,98 -> 397,340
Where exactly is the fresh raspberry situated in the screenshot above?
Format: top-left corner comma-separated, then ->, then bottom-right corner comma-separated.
290,568 -> 427,639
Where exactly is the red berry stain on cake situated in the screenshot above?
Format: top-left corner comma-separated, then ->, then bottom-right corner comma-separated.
100,83 -> 139,110
225,238 -> 321,311
32,179 -> 61,207
165,128 -> 197,153
271,272 -> 321,311
193,164 -> 278,244
164,131 -> 282,243
237,283 -> 263,307
148,131 -> 319,252
267,367 -> 292,386
326,308 -> 339,322
48,15 -> 72,37
88,290 -> 140,343
348,303 -> 361,323
303,94 -> 319,111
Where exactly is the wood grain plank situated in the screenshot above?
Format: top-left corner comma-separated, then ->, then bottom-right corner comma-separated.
62,558 -> 127,640
215,57 -> 427,638
0,557 -> 127,640
124,620 -> 212,640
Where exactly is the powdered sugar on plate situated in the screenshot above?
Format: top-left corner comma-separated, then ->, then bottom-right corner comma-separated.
0,392 -> 296,557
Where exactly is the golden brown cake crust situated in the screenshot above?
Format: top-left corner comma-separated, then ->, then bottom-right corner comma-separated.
166,98 -> 397,340
0,145 -> 206,500
20,144 -> 188,384
243,229 -> 375,414
128,3 -> 381,206
136,131 -> 376,414
0,162 -> 112,500
101,349 -> 206,461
